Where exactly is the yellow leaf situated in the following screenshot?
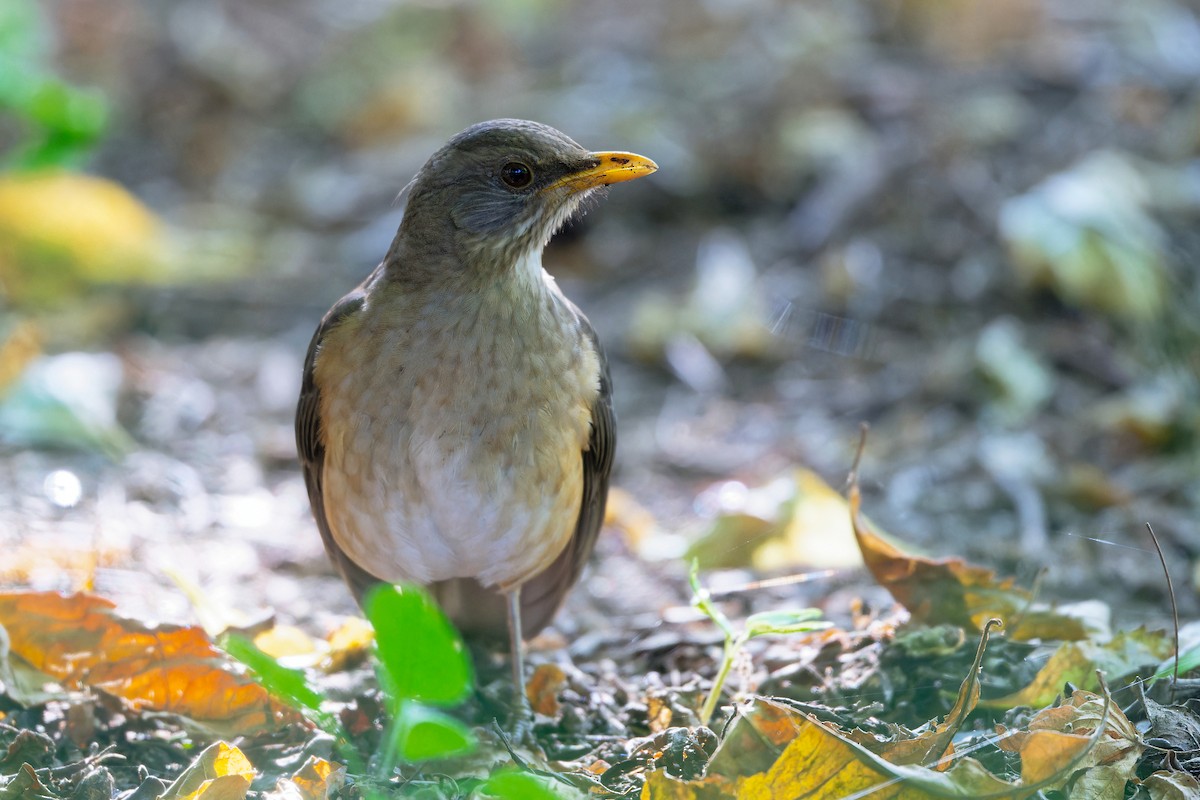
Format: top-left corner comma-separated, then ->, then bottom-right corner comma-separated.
985,631 -> 1172,708
320,616 -> 374,672
268,756 -> 346,800
254,625 -> 319,660
755,469 -> 864,571
687,469 -> 863,571
162,741 -> 255,800
0,171 -> 169,305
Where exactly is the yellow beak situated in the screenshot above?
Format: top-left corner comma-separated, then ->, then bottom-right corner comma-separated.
546,151 -> 658,193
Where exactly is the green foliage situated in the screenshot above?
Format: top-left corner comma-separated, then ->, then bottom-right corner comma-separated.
362,583 -> 478,772
0,0 -> 107,170
218,633 -> 325,716
386,702 -> 475,763
689,560 -> 831,726
478,768 -> 578,799
217,632 -> 362,773
363,583 -> 474,707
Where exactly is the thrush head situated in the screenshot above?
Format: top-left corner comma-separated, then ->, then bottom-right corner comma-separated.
394,119 -> 657,273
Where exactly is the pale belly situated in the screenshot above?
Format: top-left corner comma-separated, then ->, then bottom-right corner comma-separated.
314,283 -> 599,589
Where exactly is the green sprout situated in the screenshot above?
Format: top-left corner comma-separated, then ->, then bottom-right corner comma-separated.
225,582 -> 581,797
689,560 -> 831,726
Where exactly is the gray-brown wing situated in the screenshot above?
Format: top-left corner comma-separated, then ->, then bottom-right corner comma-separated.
295,286 -> 381,602
513,310 -> 615,636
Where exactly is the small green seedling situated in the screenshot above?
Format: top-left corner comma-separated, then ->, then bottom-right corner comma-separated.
689,560 -> 831,726
221,582 -> 476,776
363,583 -> 477,772
227,583 -> 585,796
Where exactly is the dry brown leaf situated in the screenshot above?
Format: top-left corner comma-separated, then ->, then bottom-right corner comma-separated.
606,487 -> 661,552
849,480 -> 1088,641
1143,770 -> 1200,800
996,690 -> 1141,794
0,591 -> 303,735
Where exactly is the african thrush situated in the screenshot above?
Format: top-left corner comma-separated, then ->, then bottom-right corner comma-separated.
296,119 -> 656,689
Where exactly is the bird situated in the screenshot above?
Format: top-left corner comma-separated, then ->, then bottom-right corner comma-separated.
295,119 -> 656,693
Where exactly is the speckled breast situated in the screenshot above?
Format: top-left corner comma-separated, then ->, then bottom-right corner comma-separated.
313,272 -> 601,590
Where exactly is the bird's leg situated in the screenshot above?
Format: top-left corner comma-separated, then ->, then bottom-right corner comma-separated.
503,587 -> 537,746
505,587 -> 527,702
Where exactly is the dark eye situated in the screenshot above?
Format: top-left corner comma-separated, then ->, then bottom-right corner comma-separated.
500,162 -> 533,188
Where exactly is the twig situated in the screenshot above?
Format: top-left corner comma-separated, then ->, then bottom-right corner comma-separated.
846,422 -> 869,490
1145,522 -> 1180,698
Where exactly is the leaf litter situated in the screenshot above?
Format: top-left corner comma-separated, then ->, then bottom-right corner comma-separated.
2,467 -> 1196,799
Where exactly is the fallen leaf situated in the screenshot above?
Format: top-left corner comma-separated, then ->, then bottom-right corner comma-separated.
859,620 -> 997,768
0,170 -> 169,307
0,351 -> 133,455
0,591 -> 304,735
0,762 -> 56,800
265,756 -> 345,800
975,318 -> 1055,423
320,616 -> 374,672
628,229 -> 775,364
997,690 -> 1141,794
646,692 -> 1108,799
688,469 -> 864,571
850,480 -> 1089,641
0,320 -> 40,395
160,741 -> 254,800
999,150 -> 1166,321
253,626 -> 319,660
526,663 -> 567,717
985,629 -> 1172,708
1143,770 -> 1200,800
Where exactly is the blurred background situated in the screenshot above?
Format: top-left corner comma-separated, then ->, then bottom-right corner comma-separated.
2,0 -> 1199,637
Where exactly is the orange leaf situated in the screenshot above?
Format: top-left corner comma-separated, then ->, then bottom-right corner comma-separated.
269,756 -> 346,800
997,690 -> 1142,790
526,663 -> 567,717
0,591 -> 304,736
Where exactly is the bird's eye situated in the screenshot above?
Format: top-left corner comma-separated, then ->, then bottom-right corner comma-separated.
500,162 -> 533,188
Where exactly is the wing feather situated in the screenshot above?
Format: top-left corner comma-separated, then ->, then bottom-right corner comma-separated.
295,285 -> 379,600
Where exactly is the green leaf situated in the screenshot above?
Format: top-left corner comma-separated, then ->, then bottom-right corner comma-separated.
392,701 -> 476,762
479,767 -> 583,799
218,633 -> 324,714
744,609 -> 829,638
364,583 -> 473,706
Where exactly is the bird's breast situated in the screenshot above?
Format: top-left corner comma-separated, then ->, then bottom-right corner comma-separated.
314,275 -> 601,589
